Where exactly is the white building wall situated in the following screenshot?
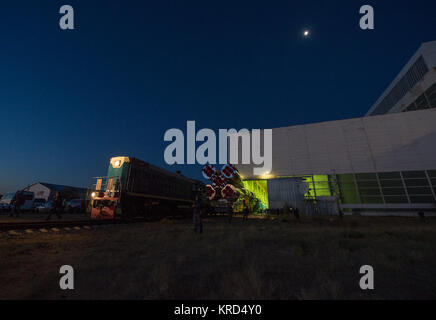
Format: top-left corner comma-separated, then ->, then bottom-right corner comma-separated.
25,183 -> 51,201
236,108 -> 436,179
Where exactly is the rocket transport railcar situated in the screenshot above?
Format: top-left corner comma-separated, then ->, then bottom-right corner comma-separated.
90,156 -> 203,219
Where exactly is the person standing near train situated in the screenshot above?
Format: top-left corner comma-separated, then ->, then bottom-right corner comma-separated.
10,190 -> 24,217
227,200 -> 233,224
242,200 -> 249,222
46,192 -> 64,221
193,196 -> 203,234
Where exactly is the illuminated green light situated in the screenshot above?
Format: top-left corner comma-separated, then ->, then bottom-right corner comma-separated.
242,180 -> 269,209
241,175 -> 333,210
301,175 -> 332,198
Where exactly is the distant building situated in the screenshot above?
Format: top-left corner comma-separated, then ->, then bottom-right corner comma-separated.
24,182 -> 87,201
366,40 -> 436,116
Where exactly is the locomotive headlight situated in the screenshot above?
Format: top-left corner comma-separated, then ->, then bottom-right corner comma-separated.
114,160 -> 121,167
91,192 -> 96,198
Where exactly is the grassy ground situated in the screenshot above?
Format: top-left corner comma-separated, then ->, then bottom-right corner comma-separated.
1,215 -> 436,299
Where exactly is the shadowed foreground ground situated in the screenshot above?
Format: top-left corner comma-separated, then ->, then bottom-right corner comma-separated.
1,215 -> 436,299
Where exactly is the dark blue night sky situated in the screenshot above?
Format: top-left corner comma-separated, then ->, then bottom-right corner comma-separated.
0,0 -> 435,193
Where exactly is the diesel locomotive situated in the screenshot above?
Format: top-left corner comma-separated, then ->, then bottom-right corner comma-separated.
90,156 -> 204,220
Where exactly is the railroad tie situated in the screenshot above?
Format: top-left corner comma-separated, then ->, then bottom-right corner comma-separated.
24,229 -> 34,234
8,230 -> 20,236
52,228 -> 60,232
39,228 -> 48,233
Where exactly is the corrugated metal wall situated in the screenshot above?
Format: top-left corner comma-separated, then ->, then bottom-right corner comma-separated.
266,178 -> 306,210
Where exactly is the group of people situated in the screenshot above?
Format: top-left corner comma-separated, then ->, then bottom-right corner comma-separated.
192,198 -> 310,232
269,207 -> 300,219
192,197 -> 250,234
226,201 -> 249,224
45,191 -> 64,220
8,191 -> 64,220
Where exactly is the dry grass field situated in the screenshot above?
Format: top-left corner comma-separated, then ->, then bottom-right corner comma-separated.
1,215 -> 436,300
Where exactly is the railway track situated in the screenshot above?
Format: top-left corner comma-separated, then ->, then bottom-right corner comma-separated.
0,218 -> 140,232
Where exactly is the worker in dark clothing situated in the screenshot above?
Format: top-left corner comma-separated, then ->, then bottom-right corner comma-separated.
293,207 -> 300,221
9,197 -> 18,217
242,202 -> 249,221
10,191 -> 24,217
46,192 -> 63,221
193,197 -> 203,233
227,201 -> 233,224
418,210 -> 425,222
